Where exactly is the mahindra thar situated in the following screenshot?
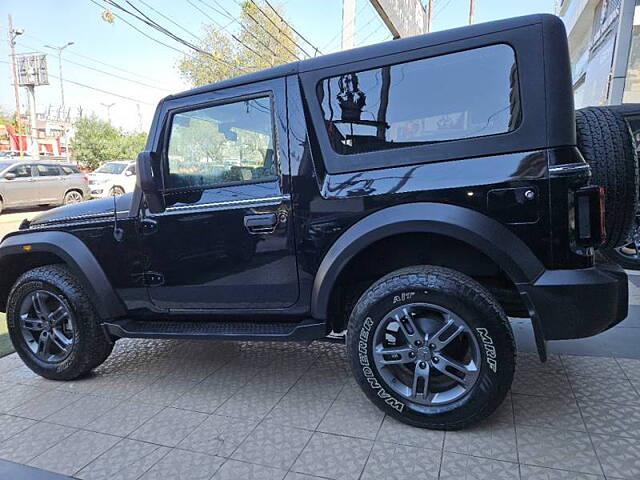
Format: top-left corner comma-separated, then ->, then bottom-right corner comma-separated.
0,14 -> 636,429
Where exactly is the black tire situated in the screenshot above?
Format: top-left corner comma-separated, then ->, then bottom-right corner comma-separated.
63,190 -> 83,205
0,198 -> 3,215
575,106 -> 639,248
347,265 -> 515,430
6,264 -> 113,380
109,186 -> 125,196
600,246 -> 640,270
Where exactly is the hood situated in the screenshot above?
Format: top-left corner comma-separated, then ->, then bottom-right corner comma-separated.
28,193 -> 133,227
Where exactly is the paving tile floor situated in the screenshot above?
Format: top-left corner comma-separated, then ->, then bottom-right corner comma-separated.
0,340 -> 639,479
0,274 -> 640,479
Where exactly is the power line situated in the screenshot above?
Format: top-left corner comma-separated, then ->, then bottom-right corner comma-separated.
186,0 -> 266,58
264,0 -> 322,55
0,59 -> 153,104
0,25 -> 170,86
16,40 -> 171,92
246,0 -> 312,58
133,0 -> 200,41
242,6 -> 301,60
94,0 -> 245,72
322,0 -> 369,51
194,0 -> 287,61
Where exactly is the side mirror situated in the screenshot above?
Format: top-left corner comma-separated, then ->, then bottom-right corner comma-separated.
124,170 -> 134,177
136,151 -> 164,214
4,172 -> 16,180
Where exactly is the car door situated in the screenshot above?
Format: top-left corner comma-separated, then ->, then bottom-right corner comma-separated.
141,78 -> 298,310
1,164 -> 35,206
33,164 -> 64,204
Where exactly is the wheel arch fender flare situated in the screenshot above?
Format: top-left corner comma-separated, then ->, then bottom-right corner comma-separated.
311,202 -> 545,319
0,231 -> 126,319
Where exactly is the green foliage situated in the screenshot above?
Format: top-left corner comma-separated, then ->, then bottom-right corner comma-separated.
178,0 -> 299,87
71,115 -> 146,170
0,108 -> 24,134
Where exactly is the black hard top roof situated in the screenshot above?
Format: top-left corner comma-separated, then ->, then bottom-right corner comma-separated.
168,13 -> 558,100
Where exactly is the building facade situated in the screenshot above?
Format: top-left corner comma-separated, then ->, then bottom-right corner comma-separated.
558,0 -> 640,108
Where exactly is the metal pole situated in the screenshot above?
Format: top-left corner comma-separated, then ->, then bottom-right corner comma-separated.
7,15 -> 24,157
46,42 -> 73,161
26,85 -> 38,160
468,0 -> 475,25
427,0 -> 433,32
101,102 -> 115,123
342,0 -> 356,50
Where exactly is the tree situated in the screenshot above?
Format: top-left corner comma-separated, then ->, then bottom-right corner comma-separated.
178,0 -> 299,87
71,115 -> 146,170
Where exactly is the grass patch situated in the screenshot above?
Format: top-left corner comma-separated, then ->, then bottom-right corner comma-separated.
0,313 -> 14,358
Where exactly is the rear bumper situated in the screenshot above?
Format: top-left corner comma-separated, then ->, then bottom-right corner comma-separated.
519,262 -> 628,340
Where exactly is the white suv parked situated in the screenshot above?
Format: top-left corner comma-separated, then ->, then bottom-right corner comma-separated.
88,160 -> 136,198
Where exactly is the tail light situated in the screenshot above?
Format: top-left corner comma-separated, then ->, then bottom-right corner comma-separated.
575,186 -> 606,247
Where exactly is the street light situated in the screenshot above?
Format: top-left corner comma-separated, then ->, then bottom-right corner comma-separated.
7,17 -> 24,156
45,41 -> 73,161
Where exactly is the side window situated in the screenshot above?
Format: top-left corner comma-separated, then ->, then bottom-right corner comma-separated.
61,166 -> 79,175
36,164 -> 61,176
318,44 -> 520,155
166,96 -> 276,190
8,165 -> 32,178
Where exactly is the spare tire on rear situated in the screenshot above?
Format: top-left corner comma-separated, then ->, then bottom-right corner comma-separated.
575,106 -> 638,248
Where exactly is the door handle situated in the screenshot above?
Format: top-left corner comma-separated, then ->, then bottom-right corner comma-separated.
244,213 -> 277,234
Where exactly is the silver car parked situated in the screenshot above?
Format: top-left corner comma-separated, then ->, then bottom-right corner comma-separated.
0,161 -> 90,215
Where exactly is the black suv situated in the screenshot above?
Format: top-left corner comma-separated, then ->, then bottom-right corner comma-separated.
0,15 -> 635,430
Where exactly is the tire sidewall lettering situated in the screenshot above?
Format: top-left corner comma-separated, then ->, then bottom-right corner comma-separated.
358,316 -> 405,413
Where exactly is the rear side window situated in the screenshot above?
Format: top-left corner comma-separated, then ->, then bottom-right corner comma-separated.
61,166 -> 79,175
318,44 -> 521,155
36,164 -> 61,176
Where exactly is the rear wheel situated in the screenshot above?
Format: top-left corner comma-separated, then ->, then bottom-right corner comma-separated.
63,190 -> 83,205
6,265 -> 113,380
347,265 -> 515,430
109,186 -> 125,196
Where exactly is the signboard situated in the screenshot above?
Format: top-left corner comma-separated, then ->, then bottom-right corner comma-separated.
16,54 -> 49,86
369,0 -> 428,38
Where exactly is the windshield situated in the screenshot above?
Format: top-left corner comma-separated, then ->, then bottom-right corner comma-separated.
94,162 -> 127,174
0,161 -> 14,172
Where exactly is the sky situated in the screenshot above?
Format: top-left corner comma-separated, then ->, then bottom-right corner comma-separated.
0,0 -> 554,133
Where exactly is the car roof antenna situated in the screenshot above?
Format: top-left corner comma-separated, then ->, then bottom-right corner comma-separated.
112,194 -> 124,242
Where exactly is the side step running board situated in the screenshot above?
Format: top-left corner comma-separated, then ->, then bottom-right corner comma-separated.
103,318 -> 327,342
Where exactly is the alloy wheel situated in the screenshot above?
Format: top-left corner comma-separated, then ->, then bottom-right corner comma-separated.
19,290 -> 76,363
65,191 -> 83,204
372,302 -> 481,409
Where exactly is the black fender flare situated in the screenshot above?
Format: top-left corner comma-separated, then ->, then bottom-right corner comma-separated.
311,202 -> 545,319
0,231 -> 126,319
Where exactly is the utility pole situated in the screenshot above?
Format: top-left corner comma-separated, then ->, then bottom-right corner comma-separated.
427,0 -> 433,32
26,85 -> 38,159
136,104 -> 142,132
342,0 -> 356,50
7,15 -> 24,156
45,41 -> 73,161
101,102 -> 115,123
468,0 -> 475,25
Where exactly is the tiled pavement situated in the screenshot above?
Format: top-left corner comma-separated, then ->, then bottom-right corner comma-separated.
0,341 -> 640,479
0,277 -> 640,479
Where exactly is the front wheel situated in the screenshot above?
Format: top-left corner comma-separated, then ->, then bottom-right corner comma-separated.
6,265 -> 113,380
347,265 -> 515,430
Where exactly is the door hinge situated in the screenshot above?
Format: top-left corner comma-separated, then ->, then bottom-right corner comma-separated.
142,271 -> 164,286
